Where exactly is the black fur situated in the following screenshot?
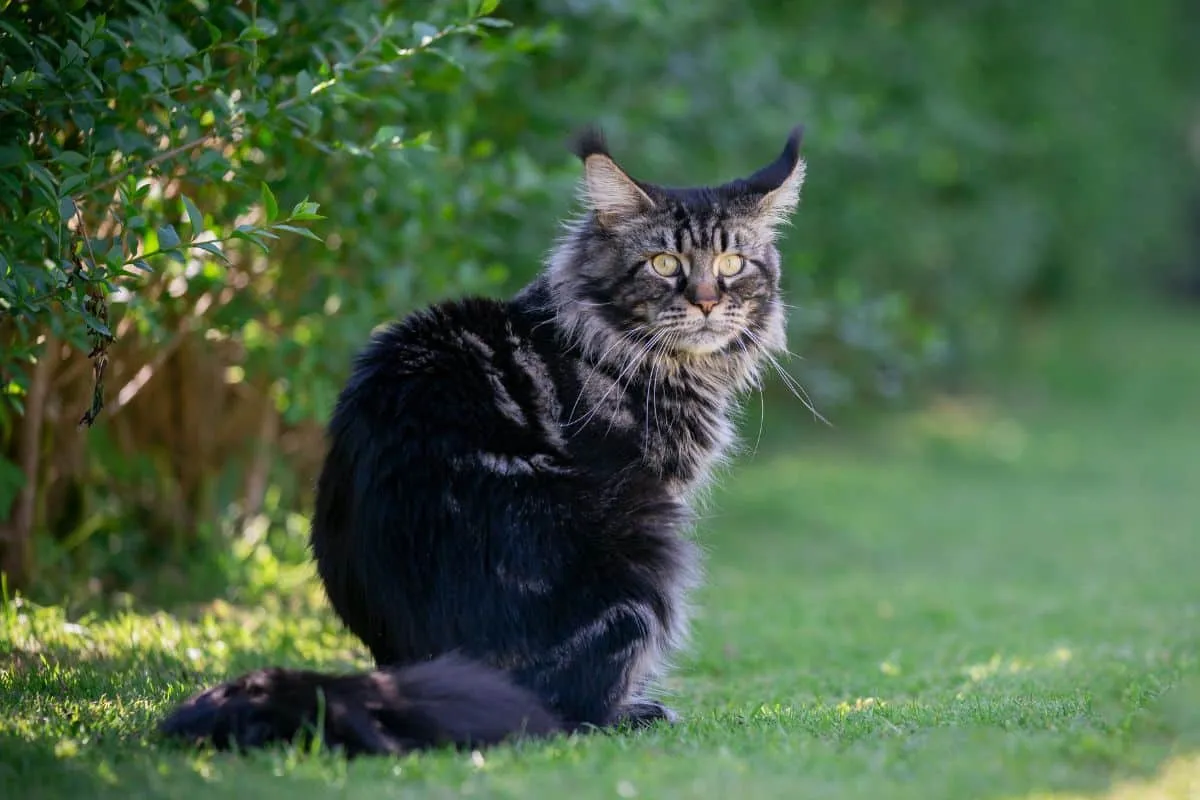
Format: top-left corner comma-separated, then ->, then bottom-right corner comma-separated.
730,126 -> 805,196
571,125 -> 611,160
158,126 -> 806,756
159,654 -> 563,756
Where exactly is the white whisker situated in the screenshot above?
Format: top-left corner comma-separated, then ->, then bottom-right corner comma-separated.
569,327 -> 668,432
565,324 -> 650,424
741,329 -> 830,426
600,328 -> 673,437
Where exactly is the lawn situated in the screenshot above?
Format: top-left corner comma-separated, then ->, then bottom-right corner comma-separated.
3,299 -> 1199,800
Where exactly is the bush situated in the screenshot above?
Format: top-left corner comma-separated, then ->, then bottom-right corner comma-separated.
0,0 -> 524,595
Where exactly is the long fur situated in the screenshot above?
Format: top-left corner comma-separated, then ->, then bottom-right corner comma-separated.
159,655 -> 563,756
158,125 -> 806,756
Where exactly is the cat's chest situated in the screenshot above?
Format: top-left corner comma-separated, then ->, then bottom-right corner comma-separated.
563,360 -> 734,486
642,391 -> 735,492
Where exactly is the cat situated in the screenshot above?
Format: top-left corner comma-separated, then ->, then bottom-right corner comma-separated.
159,124 -> 807,756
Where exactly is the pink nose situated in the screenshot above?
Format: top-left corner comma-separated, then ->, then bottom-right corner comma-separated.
695,299 -> 718,315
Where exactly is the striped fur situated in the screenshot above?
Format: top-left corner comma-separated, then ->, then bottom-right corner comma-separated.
159,126 -> 806,756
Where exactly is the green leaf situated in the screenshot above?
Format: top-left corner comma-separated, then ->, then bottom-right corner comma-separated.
157,224 -> 181,250
271,223 -> 324,242
59,196 -> 77,220
289,199 -> 324,221
53,150 -> 89,168
3,394 -> 25,419
477,0 -> 501,15
231,228 -> 276,252
239,21 -> 276,42
26,162 -> 56,196
370,125 -> 407,150
81,310 -> 112,339
260,182 -> 279,223
194,240 -> 229,262
60,173 -> 89,195
181,195 -> 204,231
295,70 -> 314,100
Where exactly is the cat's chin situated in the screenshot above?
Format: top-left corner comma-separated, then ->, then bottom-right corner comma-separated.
671,329 -> 738,357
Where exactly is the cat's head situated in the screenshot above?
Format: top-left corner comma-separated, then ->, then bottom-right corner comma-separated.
548,127 -> 804,364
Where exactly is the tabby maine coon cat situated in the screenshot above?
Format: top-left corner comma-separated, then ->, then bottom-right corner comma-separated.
159,125 -> 807,756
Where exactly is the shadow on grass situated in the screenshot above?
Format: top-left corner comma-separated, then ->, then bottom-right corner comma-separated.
0,732 -> 117,798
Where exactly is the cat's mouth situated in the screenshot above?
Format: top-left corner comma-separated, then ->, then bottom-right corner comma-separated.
672,323 -> 739,356
641,307 -> 748,356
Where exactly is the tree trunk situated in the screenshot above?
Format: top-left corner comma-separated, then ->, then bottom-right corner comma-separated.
0,335 -> 57,593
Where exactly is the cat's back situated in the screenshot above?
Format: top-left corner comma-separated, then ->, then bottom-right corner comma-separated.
350,296 -> 513,383
329,295 -> 566,461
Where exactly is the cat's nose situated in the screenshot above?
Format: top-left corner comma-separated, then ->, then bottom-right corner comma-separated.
687,278 -> 720,314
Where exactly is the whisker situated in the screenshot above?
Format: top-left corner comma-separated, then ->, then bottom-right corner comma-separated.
570,327 -> 667,432
565,325 -> 650,423
595,329 -> 670,436
736,337 -> 766,456
741,329 -> 830,426
648,331 -> 680,441
643,344 -> 658,445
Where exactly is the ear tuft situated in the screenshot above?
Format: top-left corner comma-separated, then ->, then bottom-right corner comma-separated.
739,125 -> 807,229
571,127 -> 655,226
570,126 -> 611,162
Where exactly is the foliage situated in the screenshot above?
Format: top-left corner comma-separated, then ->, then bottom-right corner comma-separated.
0,0 -> 523,591
3,303 -> 1200,797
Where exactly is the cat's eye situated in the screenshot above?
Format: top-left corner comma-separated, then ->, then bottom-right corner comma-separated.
715,254 -> 745,278
650,253 -> 682,277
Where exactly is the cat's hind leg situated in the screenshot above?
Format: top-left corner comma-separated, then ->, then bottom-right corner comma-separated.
513,598 -> 680,731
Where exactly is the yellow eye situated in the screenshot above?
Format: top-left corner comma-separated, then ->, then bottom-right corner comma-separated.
650,253 -> 682,277
715,253 -> 745,277
715,254 -> 745,277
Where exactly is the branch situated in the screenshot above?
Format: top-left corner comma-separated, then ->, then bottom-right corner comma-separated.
89,134 -> 218,197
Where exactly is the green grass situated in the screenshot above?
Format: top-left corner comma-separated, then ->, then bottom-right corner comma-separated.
3,299 -> 1200,799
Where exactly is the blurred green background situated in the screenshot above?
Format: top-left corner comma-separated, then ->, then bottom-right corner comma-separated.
0,0 -> 1197,602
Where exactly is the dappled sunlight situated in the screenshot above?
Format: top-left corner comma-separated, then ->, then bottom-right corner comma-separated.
959,647 -> 1076,689
1,592 -> 367,683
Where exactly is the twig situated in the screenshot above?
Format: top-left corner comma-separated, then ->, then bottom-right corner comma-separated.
70,206 -> 114,428
74,204 -> 101,275
89,134 -> 217,197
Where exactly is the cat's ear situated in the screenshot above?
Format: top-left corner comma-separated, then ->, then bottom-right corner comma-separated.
571,127 -> 655,226
742,126 -> 806,228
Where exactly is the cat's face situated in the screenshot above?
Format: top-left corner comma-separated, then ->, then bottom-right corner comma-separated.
579,198 -> 787,357
551,128 -> 805,361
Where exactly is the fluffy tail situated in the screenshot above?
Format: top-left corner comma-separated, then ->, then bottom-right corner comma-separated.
158,654 -> 563,756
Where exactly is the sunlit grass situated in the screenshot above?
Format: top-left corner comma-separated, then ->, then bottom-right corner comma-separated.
3,299 -> 1199,799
